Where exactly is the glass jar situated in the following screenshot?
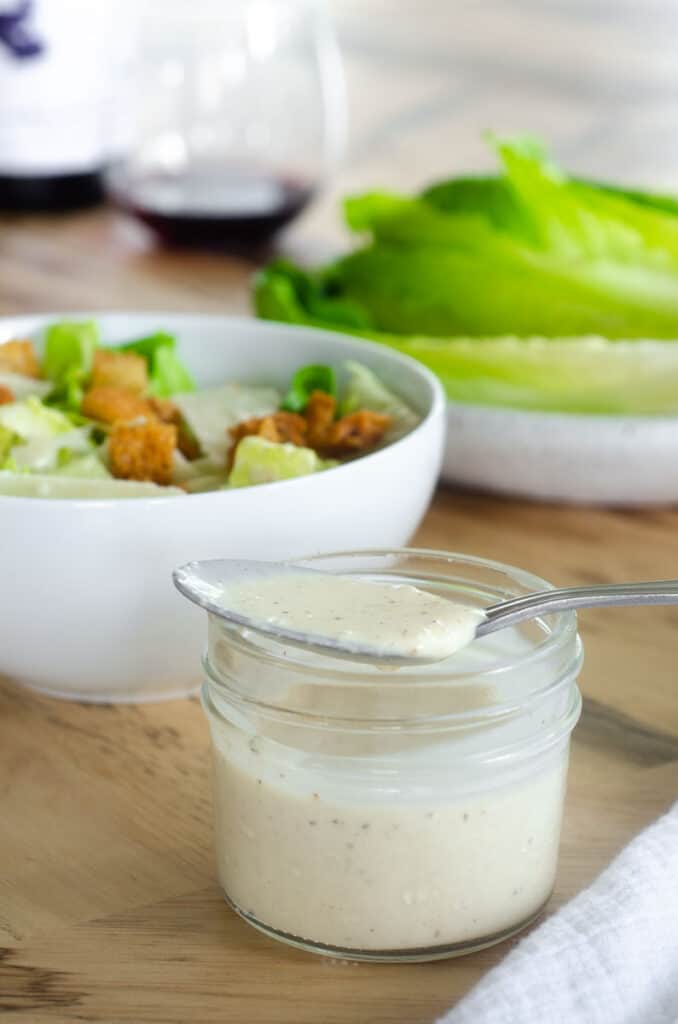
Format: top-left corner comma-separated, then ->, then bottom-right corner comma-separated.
201,549 -> 583,961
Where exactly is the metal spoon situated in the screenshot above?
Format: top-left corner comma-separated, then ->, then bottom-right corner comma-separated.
174,559 -> 678,663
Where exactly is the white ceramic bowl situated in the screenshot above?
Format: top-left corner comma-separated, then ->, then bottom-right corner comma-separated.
443,402 -> 678,505
0,313 -> 445,702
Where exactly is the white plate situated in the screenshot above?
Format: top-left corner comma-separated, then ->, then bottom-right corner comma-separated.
0,313 -> 445,702
443,402 -> 678,504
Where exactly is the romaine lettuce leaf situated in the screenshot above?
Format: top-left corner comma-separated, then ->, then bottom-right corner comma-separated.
338,138 -> 678,335
42,320 -> 99,410
115,332 -> 195,397
494,136 -> 678,266
381,334 -> 678,413
175,384 -> 280,462
117,331 -> 175,362
147,345 -> 195,398
281,364 -> 336,413
254,263 -> 678,413
228,436 -> 335,487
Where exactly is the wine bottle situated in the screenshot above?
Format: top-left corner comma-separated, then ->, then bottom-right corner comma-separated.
0,0 -> 120,212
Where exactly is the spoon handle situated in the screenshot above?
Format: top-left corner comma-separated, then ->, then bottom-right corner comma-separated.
478,579 -> 678,636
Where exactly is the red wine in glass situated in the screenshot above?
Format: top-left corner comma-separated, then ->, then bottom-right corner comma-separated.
111,166 -> 314,249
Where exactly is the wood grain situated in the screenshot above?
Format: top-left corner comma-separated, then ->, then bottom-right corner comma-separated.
1,489 -> 677,1023
2,2 -> 678,1017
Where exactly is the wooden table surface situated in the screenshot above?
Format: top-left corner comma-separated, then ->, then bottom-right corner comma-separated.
2,3 -> 678,1020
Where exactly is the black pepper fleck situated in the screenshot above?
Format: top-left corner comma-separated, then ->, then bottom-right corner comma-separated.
309,820 -> 317,826
361,823 -> 370,830
463,812 -> 469,822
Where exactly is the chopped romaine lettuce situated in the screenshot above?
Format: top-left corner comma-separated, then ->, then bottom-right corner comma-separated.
147,345 -> 195,398
175,384 -> 280,462
0,371 -> 51,401
117,331 -> 175,362
55,453 -> 110,479
0,471 -> 183,499
0,318 -> 403,496
10,427 -> 92,473
0,398 -> 95,472
42,320 -> 99,410
115,332 -> 195,397
0,397 -> 74,439
281,364 -> 337,413
228,436 -> 335,488
339,361 -> 420,438
0,424 -> 16,464
182,473 -> 229,493
171,452 -> 227,492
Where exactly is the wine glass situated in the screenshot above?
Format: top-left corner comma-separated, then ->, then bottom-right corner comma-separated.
105,0 -> 346,250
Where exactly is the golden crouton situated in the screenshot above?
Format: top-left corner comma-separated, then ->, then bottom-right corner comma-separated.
91,349 -> 148,394
270,411 -> 310,447
81,387 -> 153,425
0,384 -> 15,405
147,396 -> 179,424
228,411 -> 308,468
230,411 -> 308,447
305,390 -> 337,449
321,409 -> 391,457
0,339 -> 40,378
108,419 -> 177,485
148,397 -> 201,460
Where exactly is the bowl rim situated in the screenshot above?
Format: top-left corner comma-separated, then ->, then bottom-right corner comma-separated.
0,311 -> 445,509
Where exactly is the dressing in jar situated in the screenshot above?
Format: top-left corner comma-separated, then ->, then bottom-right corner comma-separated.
196,549 -> 583,961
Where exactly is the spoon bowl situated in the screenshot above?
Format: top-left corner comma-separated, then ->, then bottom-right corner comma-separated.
174,558 -> 678,664
173,559 -> 469,664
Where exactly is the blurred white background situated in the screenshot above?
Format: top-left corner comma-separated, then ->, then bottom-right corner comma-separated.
329,0 -> 678,185
287,0 -> 678,249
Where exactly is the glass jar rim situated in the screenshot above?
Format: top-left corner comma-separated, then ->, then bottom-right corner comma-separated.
204,547 -> 581,727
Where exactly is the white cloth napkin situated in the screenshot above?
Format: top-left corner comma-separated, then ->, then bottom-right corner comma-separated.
438,802 -> 678,1024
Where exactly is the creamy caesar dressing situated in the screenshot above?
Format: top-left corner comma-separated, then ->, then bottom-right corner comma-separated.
200,557 -> 582,959
224,572 -> 487,659
210,719 -> 568,953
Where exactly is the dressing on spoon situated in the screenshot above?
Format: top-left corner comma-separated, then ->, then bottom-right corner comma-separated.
223,572 -> 486,660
